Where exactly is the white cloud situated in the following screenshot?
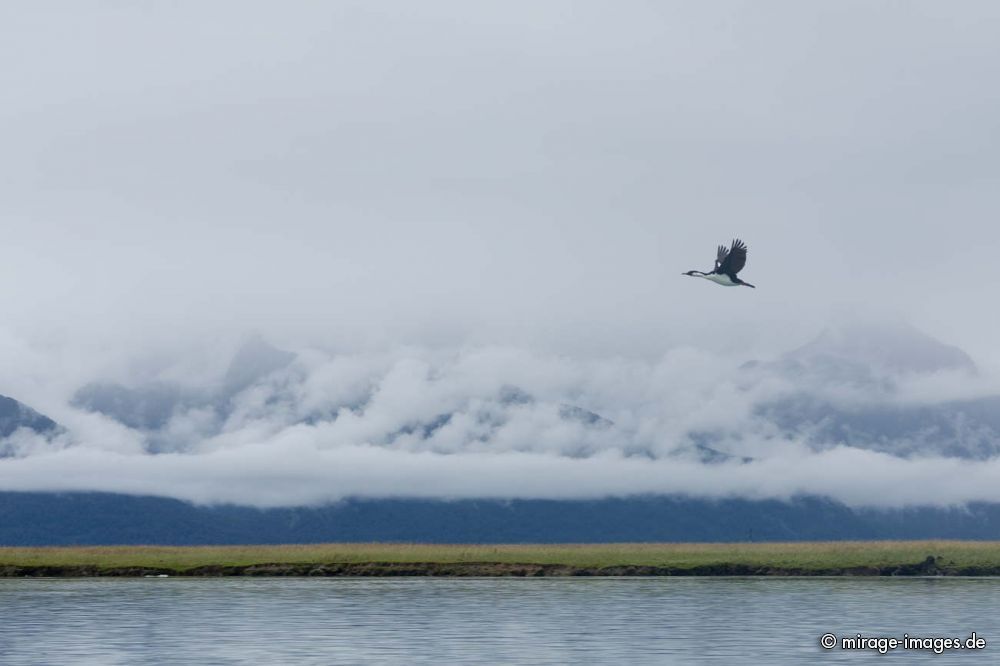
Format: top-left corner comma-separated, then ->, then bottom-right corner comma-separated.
2,332 -> 999,508
0,440 -> 994,510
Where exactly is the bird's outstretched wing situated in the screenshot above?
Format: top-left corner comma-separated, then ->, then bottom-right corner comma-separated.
714,244 -> 729,271
718,238 -> 748,275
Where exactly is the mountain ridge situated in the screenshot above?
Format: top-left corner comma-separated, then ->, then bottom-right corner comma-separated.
2,491 -> 1000,545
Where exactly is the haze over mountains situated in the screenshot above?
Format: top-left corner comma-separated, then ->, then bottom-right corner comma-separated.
1,317 -> 998,512
8,318 -> 985,457
2,317 -> 1000,542
55,319 -> 1000,466
744,319 -> 1000,460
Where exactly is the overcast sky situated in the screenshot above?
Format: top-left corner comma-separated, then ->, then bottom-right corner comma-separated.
3,0 -> 999,357
2,2 -> 999,507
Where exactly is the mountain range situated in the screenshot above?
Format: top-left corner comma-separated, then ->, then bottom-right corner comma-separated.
3,492 -> 1000,546
2,320 -> 1000,543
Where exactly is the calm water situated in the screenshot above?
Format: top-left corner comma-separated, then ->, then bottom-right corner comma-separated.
1,578 -> 998,664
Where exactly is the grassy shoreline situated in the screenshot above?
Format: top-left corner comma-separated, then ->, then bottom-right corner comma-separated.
3,541 -> 1000,576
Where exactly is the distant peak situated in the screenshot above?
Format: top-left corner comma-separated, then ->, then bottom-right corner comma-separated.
0,394 -> 60,444
223,336 -> 296,394
786,318 -> 975,375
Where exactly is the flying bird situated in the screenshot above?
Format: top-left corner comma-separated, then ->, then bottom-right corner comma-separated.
683,238 -> 756,288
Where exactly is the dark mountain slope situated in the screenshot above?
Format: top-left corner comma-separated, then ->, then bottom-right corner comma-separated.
2,492 -> 1000,545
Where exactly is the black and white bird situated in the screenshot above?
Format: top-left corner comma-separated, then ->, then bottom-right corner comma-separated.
683,238 -> 756,288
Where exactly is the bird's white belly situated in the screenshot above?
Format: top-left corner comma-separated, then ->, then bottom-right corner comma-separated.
703,274 -> 737,286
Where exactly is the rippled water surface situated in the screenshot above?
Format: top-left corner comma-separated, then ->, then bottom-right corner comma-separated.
1,577 -> 998,664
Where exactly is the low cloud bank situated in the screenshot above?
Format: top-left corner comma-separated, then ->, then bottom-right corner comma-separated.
0,443 -> 995,509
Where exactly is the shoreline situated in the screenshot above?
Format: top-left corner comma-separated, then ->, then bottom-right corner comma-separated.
3,559 -> 999,578
5,541 -> 1000,577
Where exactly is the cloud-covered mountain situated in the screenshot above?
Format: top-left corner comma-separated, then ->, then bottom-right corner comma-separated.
72,382 -> 198,431
744,319 -> 1000,459
69,337 -> 616,457
744,317 -> 976,385
2,318 -> 1000,514
0,396 -> 59,457
755,394 -> 1000,460
71,335 -> 298,452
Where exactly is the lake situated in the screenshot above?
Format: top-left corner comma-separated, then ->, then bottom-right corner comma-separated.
1,578 -> 997,664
